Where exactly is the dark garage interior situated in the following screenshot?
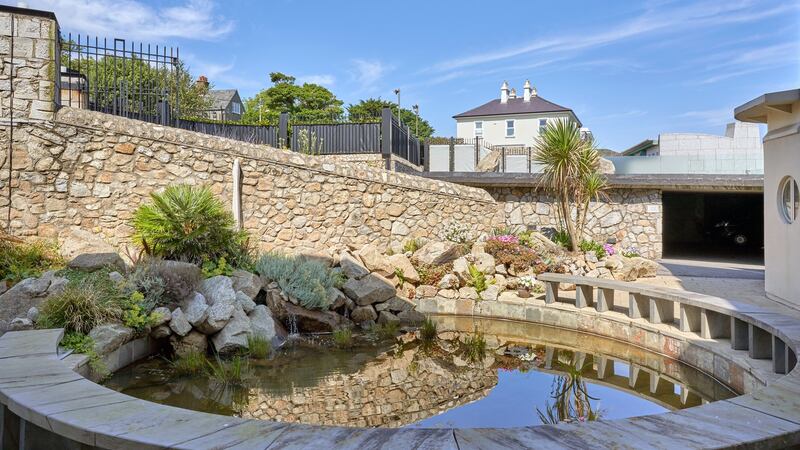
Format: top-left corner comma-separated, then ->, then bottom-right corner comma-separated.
662,191 -> 764,262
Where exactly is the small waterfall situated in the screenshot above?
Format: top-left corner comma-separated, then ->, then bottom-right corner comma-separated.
287,313 -> 299,338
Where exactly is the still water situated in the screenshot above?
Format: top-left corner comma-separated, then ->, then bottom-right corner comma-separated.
105,317 -> 736,428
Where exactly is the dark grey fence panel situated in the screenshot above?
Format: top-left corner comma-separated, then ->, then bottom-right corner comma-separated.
389,116 -> 421,166
175,119 -> 279,146
291,123 -> 381,154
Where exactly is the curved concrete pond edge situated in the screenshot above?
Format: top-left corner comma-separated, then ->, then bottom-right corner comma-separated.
0,274 -> 799,449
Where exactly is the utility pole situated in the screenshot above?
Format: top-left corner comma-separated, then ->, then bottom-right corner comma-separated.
394,88 -> 401,124
412,104 -> 419,137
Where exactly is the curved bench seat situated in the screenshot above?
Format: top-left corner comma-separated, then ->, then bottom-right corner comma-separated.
2,275 -> 800,449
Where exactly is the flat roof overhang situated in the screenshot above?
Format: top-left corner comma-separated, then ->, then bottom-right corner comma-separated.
424,172 -> 764,193
735,89 -> 800,123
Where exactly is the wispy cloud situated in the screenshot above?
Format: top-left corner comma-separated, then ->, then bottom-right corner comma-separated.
593,110 -> 648,121
691,41 -> 799,85
351,59 -> 389,89
677,107 -> 734,127
25,0 -> 234,41
182,52 -> 259,91
297,74 -> 335,86
424,0 -> 797,83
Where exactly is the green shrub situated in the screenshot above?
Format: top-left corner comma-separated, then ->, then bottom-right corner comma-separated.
60,332 -> 108,376
490,225 -> 524,237
579,240 -> 606,260
122,292 -> 163,333
132,184 -> 248,264
371,321 -> 400,340
0,238 -> 64,285
466,264 -> 493,294
39,277 -> 123,334
464,333 -> 487,363
247,335 -> 271,359
402,238 -> 422,253
206,354 -> 251,385
256,253 -> 334,310
170,350 -> 208,376
552,230 -> 571,249
332,328 -> 353,348
202,257 -> 234,278
420,317 -> 437,351
126,259 -> 200,309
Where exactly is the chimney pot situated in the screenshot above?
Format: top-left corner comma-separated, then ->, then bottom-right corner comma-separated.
196,75 -> 209,90
500,80 -> 509,104
523,80 -> 532,102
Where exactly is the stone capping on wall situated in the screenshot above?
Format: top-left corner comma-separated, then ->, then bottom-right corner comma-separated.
54,107 -> 495,204
2,277 -> 800,448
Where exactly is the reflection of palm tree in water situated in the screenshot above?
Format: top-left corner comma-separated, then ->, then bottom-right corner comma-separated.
536,351 -> 603,424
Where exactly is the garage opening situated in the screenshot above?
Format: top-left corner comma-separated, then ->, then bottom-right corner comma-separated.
662,191 -> 763,263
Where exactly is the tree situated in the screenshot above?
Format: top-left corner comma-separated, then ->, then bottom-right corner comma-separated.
532,120 -> 607,251
347,98 -> 435,139
241,72 -> 343,124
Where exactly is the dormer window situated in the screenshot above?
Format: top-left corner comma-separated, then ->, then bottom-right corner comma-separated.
475,121 -> 483,136
506,120 -> 515,137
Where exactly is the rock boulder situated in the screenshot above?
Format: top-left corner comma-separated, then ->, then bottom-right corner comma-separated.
413,241 -> 463,266
342,273 -> 396,306
67,252 -> 126,272
88,323 -> 134,356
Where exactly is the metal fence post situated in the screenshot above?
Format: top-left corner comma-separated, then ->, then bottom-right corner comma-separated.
527,147 -> 532,173
501,147 -> 506,172
475,137 -> 480,168
381,108 -> 393,170
423,140 -> 429,172
278,112 -> 289,149
449,137 -> 455,172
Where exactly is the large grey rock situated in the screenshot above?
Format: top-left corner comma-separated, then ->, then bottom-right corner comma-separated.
236,291 -> 256,314
211,305 -> 253,355
341,273 -> 396,306
88,323 -> 134,356
293,246 -> 335,267
151,307 -> 171,327
397,309 -> 425,325
598,157 -> 615,175
265,288 -> 353,333
170,330 -> 207,358
413,241 -> 462,266
376,296 -> 415,313
472,252 -> 496,275
181,292 -> 209,327
527,232 -> 565,256
480,284 -> 501,302
199,276 -> 236,306
67,252 -> 126,272
0,271 -> 67,328
58,227 -> 116,260
232,269 -> 263,299
168,308 -> 193,337
437,273 -> 460,290
26,307 -> 39,323
350,305 -> 378,324
328,287 -> 348,310
108,271 -> 125,284
195,296 -> 235,335
612,256 -> 659,281
387,254 -> 420,284
248,305 -> 277,342
476,149 -> 502,172
377,310 -> 400,325
151,325 -> 172,339
339,251 -> 370,279
8,317 -> 33,331
452,257 -> 470,282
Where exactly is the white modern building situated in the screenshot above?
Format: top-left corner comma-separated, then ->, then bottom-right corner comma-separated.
453,81 -> 583,146
620,121 -> 763,175
735,89 -> 800,309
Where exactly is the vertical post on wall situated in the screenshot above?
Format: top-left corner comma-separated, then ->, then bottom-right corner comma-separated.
232,159 -> 243,231
475,137 -> 480,168
449,137 -> 455,172
501,147 -> 506,172
423,140 -> 430,172
527,147 -> 532,173
381,107 -> 393,170
278,112 -> 289,149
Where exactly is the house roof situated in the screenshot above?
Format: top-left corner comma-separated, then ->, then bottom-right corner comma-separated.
206,89 -> 239,110
734,88 -> 800,124
622,139 -> 657,156
453,96 -> 580,125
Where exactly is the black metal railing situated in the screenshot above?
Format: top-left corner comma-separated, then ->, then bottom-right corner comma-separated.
58,33 -> 179,125
174,119 -> 279,146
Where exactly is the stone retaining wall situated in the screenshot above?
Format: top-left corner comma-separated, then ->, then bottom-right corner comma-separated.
489,187 -> 662,257
1,107 -> 501,252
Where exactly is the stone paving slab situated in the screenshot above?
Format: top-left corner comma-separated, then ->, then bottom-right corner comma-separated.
173,420 -> 289,450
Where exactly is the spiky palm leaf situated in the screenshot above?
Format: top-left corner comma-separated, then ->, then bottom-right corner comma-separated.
132,184 -> 241,263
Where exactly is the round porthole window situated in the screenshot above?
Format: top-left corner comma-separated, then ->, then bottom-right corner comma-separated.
778,176 -> 799,224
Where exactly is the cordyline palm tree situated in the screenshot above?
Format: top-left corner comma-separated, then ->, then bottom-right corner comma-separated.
532,120 -> 608,251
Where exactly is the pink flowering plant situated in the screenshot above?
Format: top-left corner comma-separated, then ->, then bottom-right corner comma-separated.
489,234 -> 519,245
602,243 -> 615,256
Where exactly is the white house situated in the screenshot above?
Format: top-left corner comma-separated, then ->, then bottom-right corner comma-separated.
453,81 -> 583,146
735,89 -> 800,309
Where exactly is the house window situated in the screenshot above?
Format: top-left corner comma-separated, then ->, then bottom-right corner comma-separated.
506,120 -> 515,137
779,176 -> 799,224
231,102 -> 241,115
475,121 -> 483,136
539,118 -> 547,133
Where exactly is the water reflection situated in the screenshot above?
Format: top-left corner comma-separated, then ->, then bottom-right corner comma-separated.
105,317 -> 737,429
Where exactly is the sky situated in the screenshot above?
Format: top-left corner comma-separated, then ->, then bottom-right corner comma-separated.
7,0 -> 800,150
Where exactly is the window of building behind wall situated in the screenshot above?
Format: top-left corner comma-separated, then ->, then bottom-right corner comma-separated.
506,120 -> 515,137
539,118 -> 547,133
475,121 -> 483,136
779,176 -> 799,224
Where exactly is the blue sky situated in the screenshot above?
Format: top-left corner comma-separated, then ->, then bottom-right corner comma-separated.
11,0 -> 800,150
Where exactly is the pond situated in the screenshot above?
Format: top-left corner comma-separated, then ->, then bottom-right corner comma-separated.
104,317 -> 737,428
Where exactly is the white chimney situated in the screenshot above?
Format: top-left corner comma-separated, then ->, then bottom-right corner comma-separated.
500,81 -> 509,104
531,85 -> 538,97
509,88 -> 517,99
523,80 -> 532,102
